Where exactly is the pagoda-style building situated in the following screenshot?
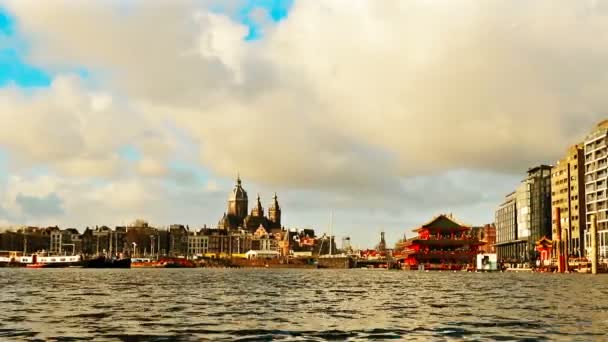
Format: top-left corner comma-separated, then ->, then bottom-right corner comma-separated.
395,214 -> 484,271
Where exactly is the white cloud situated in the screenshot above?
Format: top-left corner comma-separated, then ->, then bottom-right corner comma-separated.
0,172 -> 227,229
0,75 -> 172,178
5,1 -> 607,184
136,158 -> 168,178
1,0 -> 608,244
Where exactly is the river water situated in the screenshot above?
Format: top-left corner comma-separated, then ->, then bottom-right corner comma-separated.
1,269 -> 607,341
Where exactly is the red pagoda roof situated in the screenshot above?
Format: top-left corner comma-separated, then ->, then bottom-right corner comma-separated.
535,236 -> 553,251
413,214 -> 470,233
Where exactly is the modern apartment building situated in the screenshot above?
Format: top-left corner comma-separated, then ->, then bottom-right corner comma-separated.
525,165 -> 553,253
584,120 -> 608,259
495,165 -> 552,264
551,144 -> 585,257
495,192 -> 523,263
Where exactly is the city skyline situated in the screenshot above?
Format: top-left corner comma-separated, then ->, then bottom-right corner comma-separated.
1,1 -> 608,247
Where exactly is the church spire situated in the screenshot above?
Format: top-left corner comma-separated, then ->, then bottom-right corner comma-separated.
227,173 -> 248,222
251,193 -> 264,217
268,192 -> 281,228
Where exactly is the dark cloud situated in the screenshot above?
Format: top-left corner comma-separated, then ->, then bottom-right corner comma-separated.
15,192 -> 64,219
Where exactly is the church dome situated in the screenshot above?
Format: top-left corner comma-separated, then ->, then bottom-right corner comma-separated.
218,212 -> 230,229
228,176 -> 248,201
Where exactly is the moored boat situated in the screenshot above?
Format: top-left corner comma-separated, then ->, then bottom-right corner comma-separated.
157,257 -> 196,268
4,254 -> 82,268
83,256 -> 131,268
131,258 -> 163,268
0,256 -> 12,267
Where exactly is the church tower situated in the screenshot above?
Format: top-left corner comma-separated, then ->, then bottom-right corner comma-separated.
268,193 -> 281,228
227,175 -> 248,221
251,194 -> 264,217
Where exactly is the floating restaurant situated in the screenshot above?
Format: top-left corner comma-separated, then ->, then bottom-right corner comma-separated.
395,214 -> 484,271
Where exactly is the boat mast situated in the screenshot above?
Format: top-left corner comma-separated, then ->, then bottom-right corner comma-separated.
23,230 -> 27,255
329,211 -> 333,256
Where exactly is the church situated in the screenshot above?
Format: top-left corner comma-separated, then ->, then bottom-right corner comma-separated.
217,176 -> 282,232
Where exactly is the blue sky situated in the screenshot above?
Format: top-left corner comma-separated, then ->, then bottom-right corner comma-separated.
238,0 -> 292,40
0,0 -> 292,168
209,0 -> 292,39
0,1 -> 292,86
0,8 -> 12,34
0,8 -> 51,87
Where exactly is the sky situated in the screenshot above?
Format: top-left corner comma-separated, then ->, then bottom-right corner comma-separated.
0,0 -> 606,248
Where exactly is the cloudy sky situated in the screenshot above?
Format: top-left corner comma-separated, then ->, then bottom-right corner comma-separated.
0,0 -> 606,247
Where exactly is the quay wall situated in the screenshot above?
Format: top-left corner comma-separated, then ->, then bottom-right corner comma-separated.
317,257 -> 354,269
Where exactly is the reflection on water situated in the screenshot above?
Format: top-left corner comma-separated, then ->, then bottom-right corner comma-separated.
1,269 -> 607,341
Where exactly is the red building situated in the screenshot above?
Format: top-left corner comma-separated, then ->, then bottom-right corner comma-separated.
395,214 -> 484,270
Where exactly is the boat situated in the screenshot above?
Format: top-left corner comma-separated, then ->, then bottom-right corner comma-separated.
0,256 -> 12,267
130,257 -> 195,268
157,257 -> 196,268
505,267 -> 533,272
83,256 -> 131,268
131,258 -> 160,268
8,254 -> 82,268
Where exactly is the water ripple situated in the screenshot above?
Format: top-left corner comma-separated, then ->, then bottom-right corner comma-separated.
1,269 -> 608,341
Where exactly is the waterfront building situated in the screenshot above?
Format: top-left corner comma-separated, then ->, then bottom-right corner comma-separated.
252,226 -> 278,251
0,226 -> 50,254
584,120 -> 608,260
278,228 -> 318,256
395,214 -> 483,270
551,144 -> 586,257
46,227 -> 80,255
521,165 -> 552,261
0,176 -> 293,260
495,165 -> 552,264
197,227 -> 254,257
218,177 -> 282,232
495,192 -> 524,263
187,232 -> 209,258
49,227 -> 62,255
123,221 -> 164,257
469,224 -> 496,254
113,226 -> 128,255
168,224 -> 189,257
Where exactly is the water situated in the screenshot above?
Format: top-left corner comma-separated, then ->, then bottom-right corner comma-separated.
1,269 -> 607,341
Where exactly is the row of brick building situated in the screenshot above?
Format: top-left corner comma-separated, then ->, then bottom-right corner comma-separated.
0,178 -> 333,259
0,221 -> 325,259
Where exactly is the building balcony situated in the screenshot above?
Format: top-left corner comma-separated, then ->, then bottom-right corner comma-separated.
409,238 -> 483,248
400,250 -> 478,260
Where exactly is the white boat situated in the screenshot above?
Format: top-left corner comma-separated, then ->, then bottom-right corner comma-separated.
18,254 -> 82,268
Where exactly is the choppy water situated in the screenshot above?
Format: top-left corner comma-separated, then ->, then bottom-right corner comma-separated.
1,269 -> 608,341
